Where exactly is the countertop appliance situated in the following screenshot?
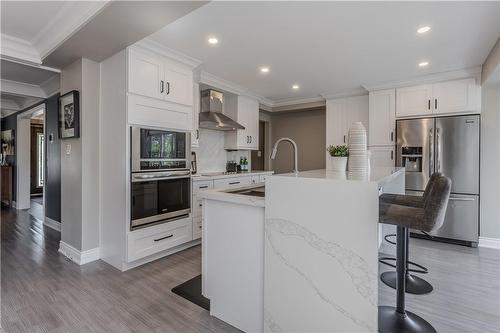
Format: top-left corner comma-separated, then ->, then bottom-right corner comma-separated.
130,127 -> 191,229
199,89 -> 245,131
396,115 -> 480,246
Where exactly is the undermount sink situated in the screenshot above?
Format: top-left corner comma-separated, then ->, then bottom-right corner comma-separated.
226,186 -> 265,197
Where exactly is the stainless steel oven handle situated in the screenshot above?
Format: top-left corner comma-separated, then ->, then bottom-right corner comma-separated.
132,170 -> 191,182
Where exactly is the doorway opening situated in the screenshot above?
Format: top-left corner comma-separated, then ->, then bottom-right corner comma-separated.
16,104 -> 45,222
251,120 -> 272,171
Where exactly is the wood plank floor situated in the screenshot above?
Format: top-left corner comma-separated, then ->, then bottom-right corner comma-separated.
2,206 -> 499,332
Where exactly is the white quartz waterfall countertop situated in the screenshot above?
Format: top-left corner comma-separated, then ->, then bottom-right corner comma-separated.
192,170 -> 273,181
275,167 -> 404,186
198,184 -> 265,207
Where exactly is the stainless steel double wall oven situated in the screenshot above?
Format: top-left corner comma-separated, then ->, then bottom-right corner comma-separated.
130,127 -> 191,230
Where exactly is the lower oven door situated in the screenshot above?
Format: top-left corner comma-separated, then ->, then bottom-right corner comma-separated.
131,172 -> 191,229
157,176 -> 191,219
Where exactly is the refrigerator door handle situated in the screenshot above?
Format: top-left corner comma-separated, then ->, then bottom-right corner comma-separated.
429,128 -> 434,177
436,127 -> 441,172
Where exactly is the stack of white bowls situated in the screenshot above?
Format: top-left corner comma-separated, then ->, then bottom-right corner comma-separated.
347,122 -> 368,178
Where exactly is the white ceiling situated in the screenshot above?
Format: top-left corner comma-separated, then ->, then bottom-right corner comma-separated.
0,59 -> 58,85
149,1 -> 500,104
0,1 -> 66,41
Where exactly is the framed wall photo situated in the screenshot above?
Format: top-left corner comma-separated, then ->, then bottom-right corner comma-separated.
59,90 -> 80,139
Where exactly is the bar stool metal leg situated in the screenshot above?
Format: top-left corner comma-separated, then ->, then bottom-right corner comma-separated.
380,231 -> 433,295
378,226 -> 437,333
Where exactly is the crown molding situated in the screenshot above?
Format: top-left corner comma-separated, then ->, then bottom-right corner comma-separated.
362,66 -> 482,91
320,88 -> 368,100
199,70 -> 274,107
0,34 -> 41,64
136,38 -> 203,69
33,1 -> 110,59
0,79 -> 47,98
271,96 -> 325,108
39,74 -> 60,97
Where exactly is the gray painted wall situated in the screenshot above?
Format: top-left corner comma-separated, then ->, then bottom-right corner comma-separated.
60,58 -> 100,252
270,108 -> 326,174
45,94 -> 61,222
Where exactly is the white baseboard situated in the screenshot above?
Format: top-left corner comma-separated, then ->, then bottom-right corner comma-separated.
44,217 -> 61,232
59,241 -> 100,265
479,237 -> 500,250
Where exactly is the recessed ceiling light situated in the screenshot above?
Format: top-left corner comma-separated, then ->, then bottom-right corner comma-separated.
208,37 -> 218,45
260,67 -> 270,73
417,26 -> 431,34
292,85 -> 300,90
418,61 -> 429,67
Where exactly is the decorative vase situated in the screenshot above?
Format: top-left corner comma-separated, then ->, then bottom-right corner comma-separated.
347,122 -> 368,173
330,156 -> 348,172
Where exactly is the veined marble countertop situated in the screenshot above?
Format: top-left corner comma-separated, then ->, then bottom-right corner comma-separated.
198,184 -> 266,208
275,167 -> 404,187
192,170 -> 273,181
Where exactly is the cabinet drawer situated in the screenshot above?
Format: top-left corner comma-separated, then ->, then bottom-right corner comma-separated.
193,180 -> 213,193
193,195 -> 203,218
127,217 -> 192,262
213,176 -> 252,189
259,174 -> 270,183
192,217 -> 202,240
251,175 -> 260,184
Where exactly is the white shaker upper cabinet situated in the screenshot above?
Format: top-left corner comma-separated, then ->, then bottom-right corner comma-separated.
432,78 -> 479,115
164,61 -> 193,106
128,48 -> 164,100
191,82 -> 200,147
369,89 -> 395,146
396,84 -> 433,117
326,95 -> 369,146
225,95 -> 259,150
370,146 -> 395,169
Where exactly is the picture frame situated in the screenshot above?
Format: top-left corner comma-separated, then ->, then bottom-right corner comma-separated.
58,90 -> 80,139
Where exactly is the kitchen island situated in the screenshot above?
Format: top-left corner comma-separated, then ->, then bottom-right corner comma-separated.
199,167 -> 405,333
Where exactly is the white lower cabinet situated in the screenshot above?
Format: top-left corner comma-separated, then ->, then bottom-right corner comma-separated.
127,217 -> 193,262
370,146 -> 395,168
259,174 -> 269,183
213,176 -> 252,189
193,218 -> 202,240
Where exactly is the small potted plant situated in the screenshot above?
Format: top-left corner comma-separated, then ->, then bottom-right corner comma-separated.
327,145 -> 349,172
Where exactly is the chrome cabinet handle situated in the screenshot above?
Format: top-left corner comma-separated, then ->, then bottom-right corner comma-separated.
160,80 -> 164,93
435,99 -> 437,110
343,135 -> 346,143
154,234 -> 173,242
196,129 -> 199,140
391,150 -> 394,160
199,185 -> 208,189
390,131 -> 394,142
166,82 -> 170,95
428,100 -> 431,110
229,181 -> 240,185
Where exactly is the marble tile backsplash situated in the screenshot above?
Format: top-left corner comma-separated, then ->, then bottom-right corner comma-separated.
193,129 -> 250,173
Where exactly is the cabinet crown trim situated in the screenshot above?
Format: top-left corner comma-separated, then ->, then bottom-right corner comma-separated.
362,66 -> 481,91
134,38 -> 203,68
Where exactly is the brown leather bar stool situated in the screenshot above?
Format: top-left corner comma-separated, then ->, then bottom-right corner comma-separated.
378,173 -> 442,295
378,174 -> 451,333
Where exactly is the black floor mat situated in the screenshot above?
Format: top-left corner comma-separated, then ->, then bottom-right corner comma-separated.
171,274 -> 210,311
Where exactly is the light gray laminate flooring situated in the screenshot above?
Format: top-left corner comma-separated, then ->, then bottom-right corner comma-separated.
2,207 -> 499,332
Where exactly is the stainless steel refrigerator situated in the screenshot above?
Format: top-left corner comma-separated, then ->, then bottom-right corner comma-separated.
396,115 -> 480,247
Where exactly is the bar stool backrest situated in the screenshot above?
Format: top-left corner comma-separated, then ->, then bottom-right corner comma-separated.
422,173 -> 442,207
422,174 -> 452,232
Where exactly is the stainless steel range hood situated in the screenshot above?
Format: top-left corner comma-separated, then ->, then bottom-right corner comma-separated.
199,89 -> 245,131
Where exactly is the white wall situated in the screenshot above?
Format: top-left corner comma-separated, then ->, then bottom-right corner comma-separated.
480,82 -> 500,240
60,58 -> 101,252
